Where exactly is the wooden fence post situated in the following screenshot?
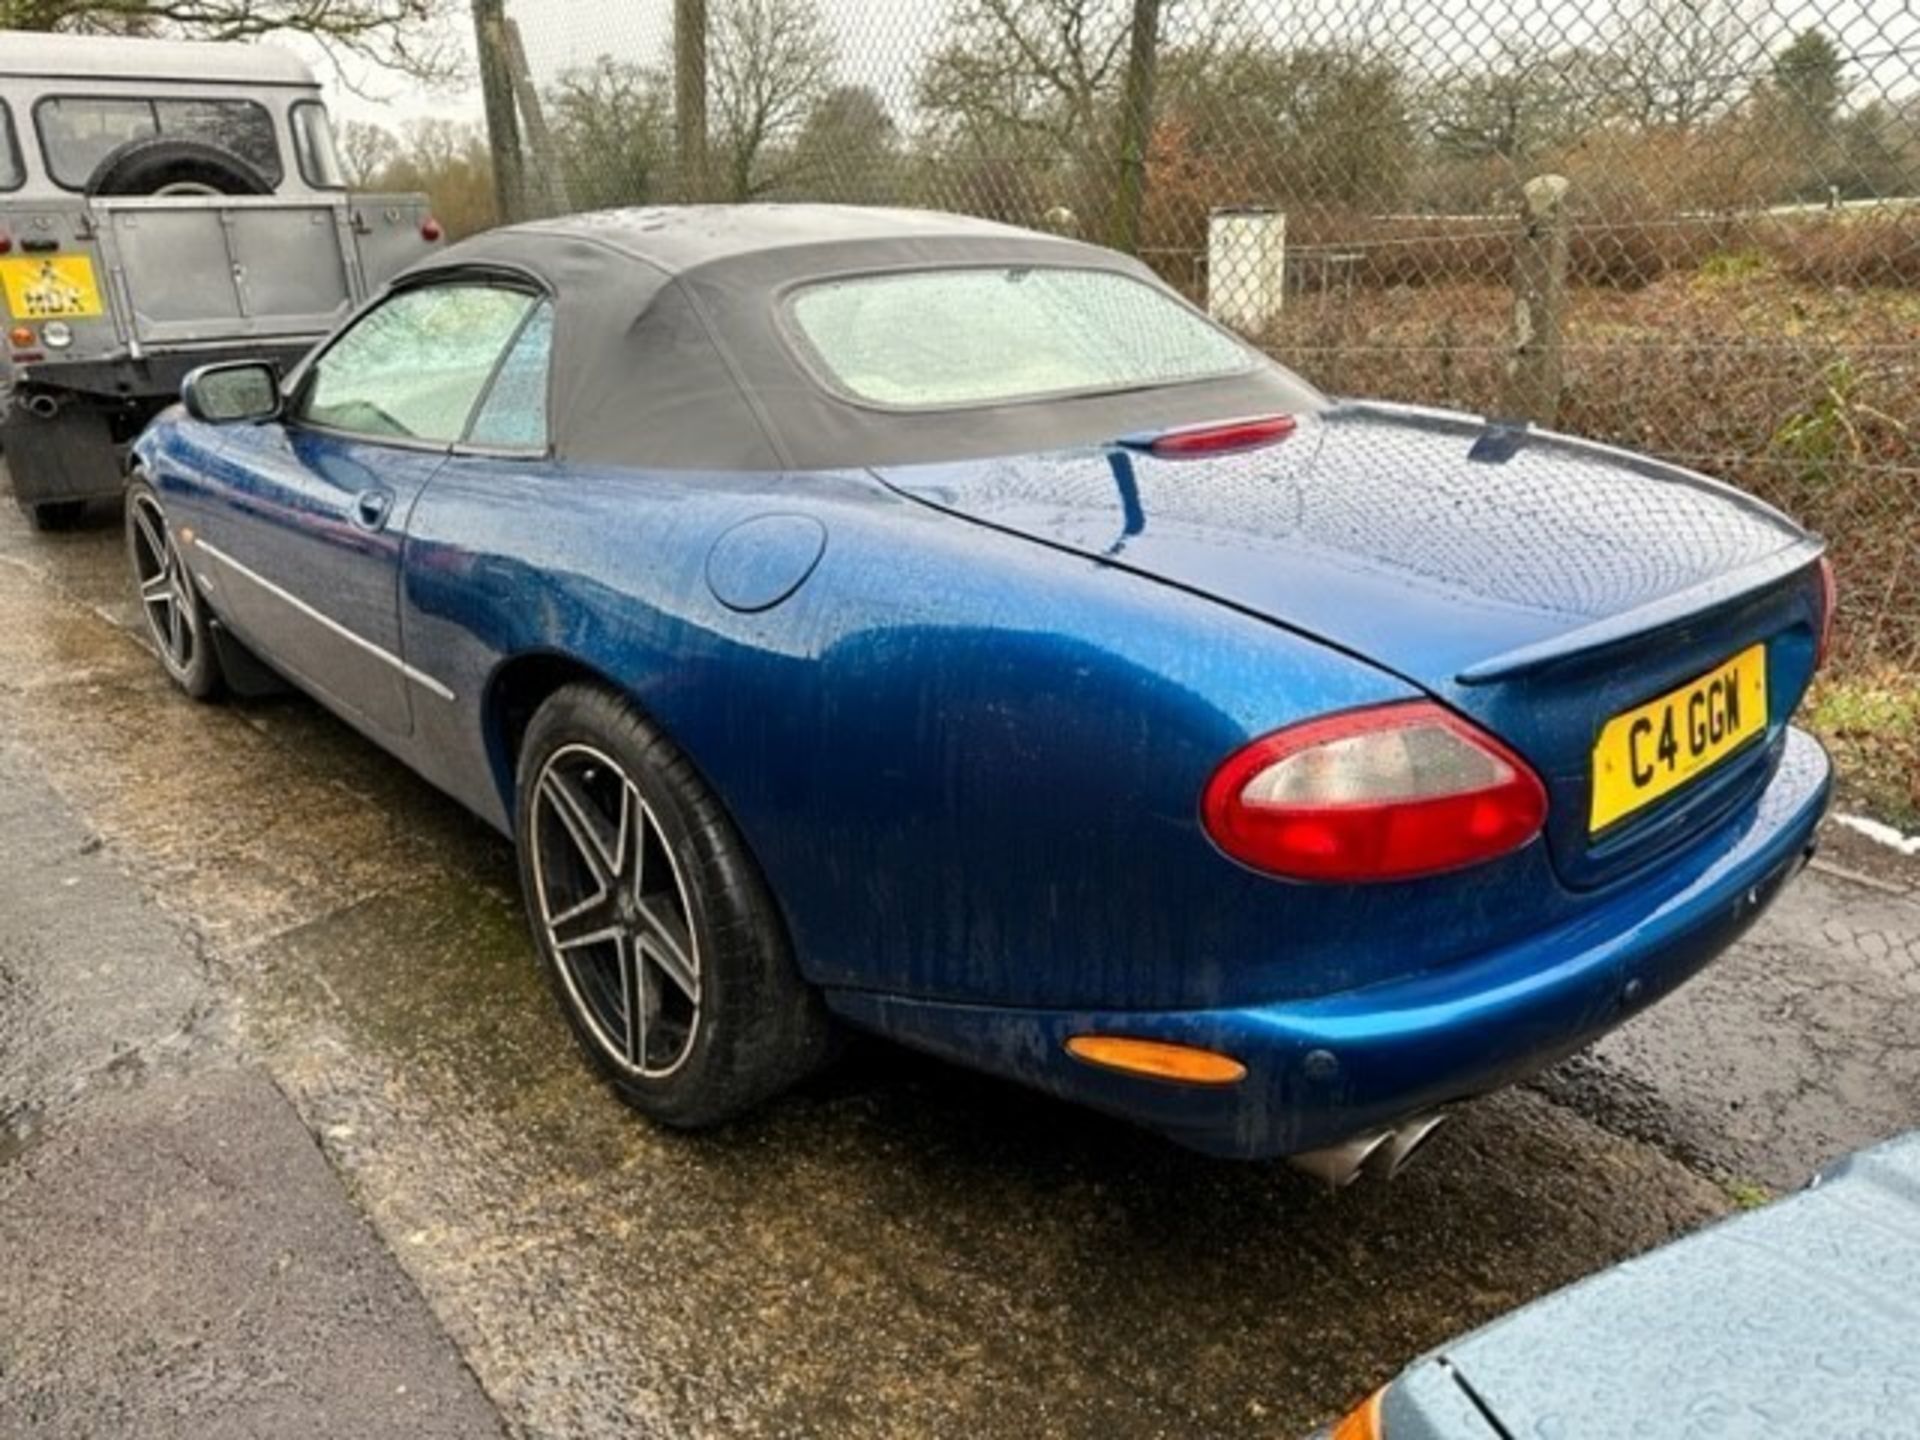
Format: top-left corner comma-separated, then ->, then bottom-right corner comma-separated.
674,0 -> 710,204
472,0 -> 527,224
1105,0 -> 1162,256
504,17 -> 572,218
1504,173 -> 1570,426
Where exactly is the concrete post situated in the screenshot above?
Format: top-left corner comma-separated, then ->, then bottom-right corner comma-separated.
1504,173 -> 1571,426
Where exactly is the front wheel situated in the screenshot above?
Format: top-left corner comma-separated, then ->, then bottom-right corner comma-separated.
125,480 -> 222,700
514,684 -> 833,1128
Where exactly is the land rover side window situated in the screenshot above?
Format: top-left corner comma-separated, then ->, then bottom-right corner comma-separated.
290,101 -> 345,190
0,103 -> 23,192
299,285 -> 536,444
466,301 -> 554,451
787,266 -> 1255,409
35,96 -> 282,190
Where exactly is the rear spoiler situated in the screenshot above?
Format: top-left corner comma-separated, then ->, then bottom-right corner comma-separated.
1456,540 -> 1825,685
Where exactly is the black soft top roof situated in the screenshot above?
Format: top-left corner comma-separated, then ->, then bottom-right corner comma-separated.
403,205 -> 1319,471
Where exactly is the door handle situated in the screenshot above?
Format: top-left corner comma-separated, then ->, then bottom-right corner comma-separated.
353,488 -> 393,531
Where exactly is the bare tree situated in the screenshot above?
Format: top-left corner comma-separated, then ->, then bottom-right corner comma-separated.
548,56 -> 674,209
1160,39 -> 1412,206
1427,41 -> 1606,163
374,116 -> 497,235
1610,0 -> 1764,131
708,0 -> 836,201
790,85 -> 899,202
337,117 -> 401,185
2,0 -> 460,81
916,0 -> 1135,154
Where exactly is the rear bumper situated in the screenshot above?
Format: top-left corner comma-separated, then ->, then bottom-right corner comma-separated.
827,727 -> 1831,1160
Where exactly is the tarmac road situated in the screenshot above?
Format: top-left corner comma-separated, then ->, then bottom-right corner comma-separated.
3,481 -> 1916,1438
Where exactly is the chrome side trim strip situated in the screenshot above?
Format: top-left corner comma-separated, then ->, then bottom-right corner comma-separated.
193,537 -> 456,702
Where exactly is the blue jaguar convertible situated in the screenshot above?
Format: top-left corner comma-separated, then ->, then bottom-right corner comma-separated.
128,206 -> 1833,1181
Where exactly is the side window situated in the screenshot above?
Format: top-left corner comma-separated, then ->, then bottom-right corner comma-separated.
299,285 -> 535,444
290,101 -> 345,190
466,301 -> 553,451
34,96 -> 283,190
154,99 -> 281,184
0,103 -> 23,193
35,97 -> 155,187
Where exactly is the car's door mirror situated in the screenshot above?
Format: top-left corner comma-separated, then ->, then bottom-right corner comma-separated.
182,362 -> 281,425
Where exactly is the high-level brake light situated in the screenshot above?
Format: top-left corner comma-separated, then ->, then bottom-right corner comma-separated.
1123,414 -> 1298,459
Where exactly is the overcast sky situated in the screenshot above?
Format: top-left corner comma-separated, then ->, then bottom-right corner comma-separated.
305,0 -> 1920,134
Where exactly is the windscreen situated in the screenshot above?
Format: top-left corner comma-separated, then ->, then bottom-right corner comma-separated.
787,266 -> 1254,409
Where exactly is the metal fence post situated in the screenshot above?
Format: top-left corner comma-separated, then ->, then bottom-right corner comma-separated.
1504,173 -> 1570,427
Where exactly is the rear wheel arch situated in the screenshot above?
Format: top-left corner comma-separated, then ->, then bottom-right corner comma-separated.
484,652 -> 736,837
484,651 -> 623,822
484,651 -> 814,970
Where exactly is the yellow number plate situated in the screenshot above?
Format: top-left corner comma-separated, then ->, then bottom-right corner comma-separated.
1590,644 -> 1767,833
0,255 -> 105,320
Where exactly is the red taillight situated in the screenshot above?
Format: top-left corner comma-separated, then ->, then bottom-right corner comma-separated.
0,231 -> 12,255
1129,414 -> 1298,459
421,217 -> 444,242
1815,555 -> 1837,671
1202,702 -> 1548,882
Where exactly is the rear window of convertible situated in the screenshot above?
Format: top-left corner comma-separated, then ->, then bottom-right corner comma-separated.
786,267 -> 1253,409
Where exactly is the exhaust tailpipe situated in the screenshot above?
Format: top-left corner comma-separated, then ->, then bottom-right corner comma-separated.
24,393 -> 60,419
1286,1129 -> 1392,1188
1362,1112 -> 1449,1181
1288,1111 -> 1449,1188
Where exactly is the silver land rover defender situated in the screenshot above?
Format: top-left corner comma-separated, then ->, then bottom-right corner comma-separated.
0,31 -> 443,529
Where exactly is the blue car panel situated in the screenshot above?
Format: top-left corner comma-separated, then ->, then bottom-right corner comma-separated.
1361,1128 -> 1920,1436
129,207 -> 1834,1163
830,728 -> 1825,1157
187,421 -> 447,737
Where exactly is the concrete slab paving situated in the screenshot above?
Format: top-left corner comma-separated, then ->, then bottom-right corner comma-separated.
0,735 -> 504,1439
0,1067 -> 508,1440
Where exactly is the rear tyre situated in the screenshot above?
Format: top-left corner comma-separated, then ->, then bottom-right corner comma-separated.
514,684 -> 833,1128
125,479 -> 222,701
2,403 -> 122,519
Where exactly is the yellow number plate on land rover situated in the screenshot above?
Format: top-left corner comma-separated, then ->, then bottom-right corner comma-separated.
0,255 -> 104,320
1590,644 -> 1767,833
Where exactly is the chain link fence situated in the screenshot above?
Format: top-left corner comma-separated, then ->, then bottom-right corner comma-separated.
490,0 -> 1918,679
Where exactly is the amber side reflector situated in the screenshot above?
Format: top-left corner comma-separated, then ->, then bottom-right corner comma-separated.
1330,1389 -> 1386,1440
8,325 -> 34,349
1064,1035 -> 1247,1085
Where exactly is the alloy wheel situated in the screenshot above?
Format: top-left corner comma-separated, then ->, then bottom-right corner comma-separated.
129,492 -> 199,679
529,743 -> 702,1078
